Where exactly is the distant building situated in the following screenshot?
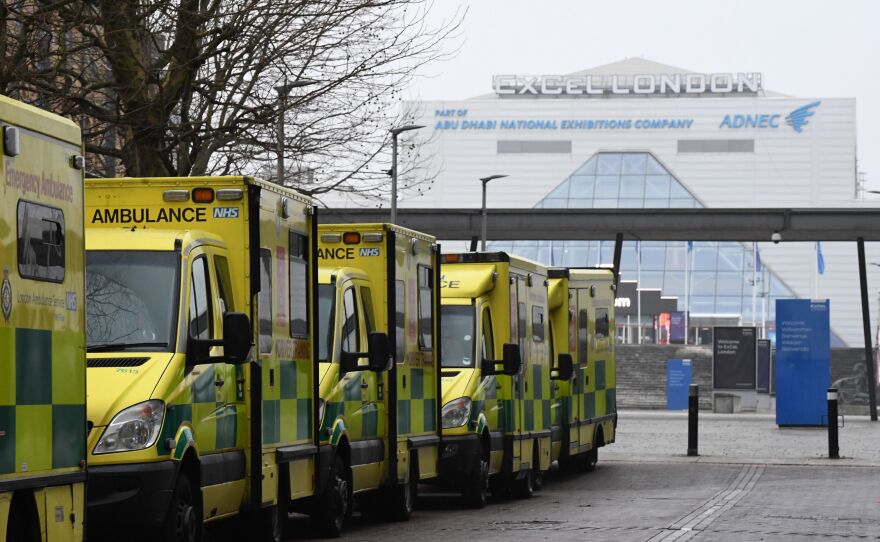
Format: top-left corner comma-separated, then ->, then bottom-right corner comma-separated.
390,58 -> 879,346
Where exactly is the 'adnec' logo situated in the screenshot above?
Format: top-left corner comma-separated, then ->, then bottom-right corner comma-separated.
719,101 -> 821,133
785,101 -> 821,133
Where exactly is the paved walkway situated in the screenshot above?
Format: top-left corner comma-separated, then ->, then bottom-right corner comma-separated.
605,409 -> 880,466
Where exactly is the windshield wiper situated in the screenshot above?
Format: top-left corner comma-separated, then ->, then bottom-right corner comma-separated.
87,341 -> 169,353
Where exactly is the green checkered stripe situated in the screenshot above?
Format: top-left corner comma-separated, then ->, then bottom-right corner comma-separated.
263,359 -> 313,445
157,364 -> 240,455
582,360 -> 608,420
0,328 -> 85,475
321,373 -> 379,440
523,364 -> 553,432
396,367 -> 436,436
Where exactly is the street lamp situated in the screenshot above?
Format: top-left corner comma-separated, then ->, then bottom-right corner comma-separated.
389,124 -> 424,224
480,174 -> 508,251
275,78 -> 319,185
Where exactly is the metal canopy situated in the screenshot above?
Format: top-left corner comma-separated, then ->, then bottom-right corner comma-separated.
320,207 -> 880,242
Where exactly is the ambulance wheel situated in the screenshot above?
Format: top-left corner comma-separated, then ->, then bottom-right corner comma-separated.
387,453 -> 417,521
531,443 -> 544,491
315,456 -> 351,538
488,474 -> 512,499
461,452 -> 489,509
513,467 -> 534,499
162,472 -> 202,542
584,446 -> 598,472
7,493 -> 39,542
260,486 -> 287,542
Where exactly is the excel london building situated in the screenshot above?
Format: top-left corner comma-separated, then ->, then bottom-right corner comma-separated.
392,58 -> 876,347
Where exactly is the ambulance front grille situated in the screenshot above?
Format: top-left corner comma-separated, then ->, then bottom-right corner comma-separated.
87,357 -> 150,368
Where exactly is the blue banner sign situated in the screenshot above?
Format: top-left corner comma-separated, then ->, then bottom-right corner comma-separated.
667,359 -> 693,410
775,299 -> 830,426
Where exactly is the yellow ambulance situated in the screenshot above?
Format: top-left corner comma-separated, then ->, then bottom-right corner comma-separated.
84,177 -> 316,542
547,268 -> 617,472
1,96 -> 87,541
315,224 -> 440,534
438,252 -> 558,507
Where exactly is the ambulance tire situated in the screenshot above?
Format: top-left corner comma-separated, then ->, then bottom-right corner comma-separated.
260,480 -> 288,542
6,493 -> 39,542
387,453 -> 417,522
584,429 -> 601,472
315,456 -> 351,538
488,474 -> 512,499
513,465 -> 534,499
161,472 -> 202,542
461,451 -> 489,509
531,442 -> 544,491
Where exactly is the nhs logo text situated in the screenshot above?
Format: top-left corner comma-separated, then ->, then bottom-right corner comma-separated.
213,207 -> 240,219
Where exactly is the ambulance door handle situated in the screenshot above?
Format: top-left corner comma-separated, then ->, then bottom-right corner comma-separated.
361,380 -> 369,389
214,376 -> 225,387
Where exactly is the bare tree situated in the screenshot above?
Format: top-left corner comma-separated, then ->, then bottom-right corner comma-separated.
2,0 -> 461,201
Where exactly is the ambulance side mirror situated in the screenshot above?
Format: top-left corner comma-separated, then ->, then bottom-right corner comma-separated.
483,343 -> 521,376
366,332 -> 392,372
222,312 -> 252,364
501,343 -> 522,376
551,353 -> 573,381
340,332 -> 391,374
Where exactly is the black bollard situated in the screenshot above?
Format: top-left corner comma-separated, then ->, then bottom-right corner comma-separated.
827,387 -> 839,459
687,384 -> 699,457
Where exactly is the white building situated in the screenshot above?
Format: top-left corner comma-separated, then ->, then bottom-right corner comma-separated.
387,58 -> 876,346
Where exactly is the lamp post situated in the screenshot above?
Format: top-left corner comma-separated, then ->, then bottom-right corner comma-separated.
480,174 -> 508,251
275,78 -> 318,185
389,124 -> 424,224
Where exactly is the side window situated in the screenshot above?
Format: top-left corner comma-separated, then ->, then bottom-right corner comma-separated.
417,265 -> 433,350
481,307 -> 494,361
595,308 -> 610,340
360,286 -> 375,333
341,287 -> 359,353
189,256 -> 213,340
258,248 -> 272,353
17,201 -> 65,282
289,231 -> 309,337
215,255 -> 234,314
532,305 -> 545,342
578,308 -> 588,365
395,280 -> 405,362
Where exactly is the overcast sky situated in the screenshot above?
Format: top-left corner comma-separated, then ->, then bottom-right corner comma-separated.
406,0 -> 880,194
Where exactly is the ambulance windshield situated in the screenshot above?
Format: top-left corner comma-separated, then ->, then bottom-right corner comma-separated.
86,250 -> 179,352
440,305 -> 475,367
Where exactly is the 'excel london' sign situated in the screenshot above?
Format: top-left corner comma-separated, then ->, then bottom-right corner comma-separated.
493,72 -> 763,97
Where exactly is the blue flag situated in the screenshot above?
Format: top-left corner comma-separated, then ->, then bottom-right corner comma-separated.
687,240 -> 693,253
816,241 -> 825,275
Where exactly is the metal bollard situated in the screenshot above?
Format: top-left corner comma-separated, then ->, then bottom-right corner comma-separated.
687,384 -> 699,457
827,387 -> 839,459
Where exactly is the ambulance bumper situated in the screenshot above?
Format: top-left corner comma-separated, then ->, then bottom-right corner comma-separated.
87,461 -> 177,539
439,434 -> 480,487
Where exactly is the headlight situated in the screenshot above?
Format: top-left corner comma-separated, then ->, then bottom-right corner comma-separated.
441,397 -> 471,429
317,399 -> 326,427
94,400 -> 165,454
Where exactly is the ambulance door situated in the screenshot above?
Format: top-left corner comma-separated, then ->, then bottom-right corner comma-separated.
355,282 -> 382,454
573,288 -> 592,450
510,274 -> 527,463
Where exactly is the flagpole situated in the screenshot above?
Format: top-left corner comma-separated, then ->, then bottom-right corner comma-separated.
813,242 -> 819,299
761,266 -> 767,338
751,242 -> 757,327
637,241 -> 642,345
684,241 -> 689,345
